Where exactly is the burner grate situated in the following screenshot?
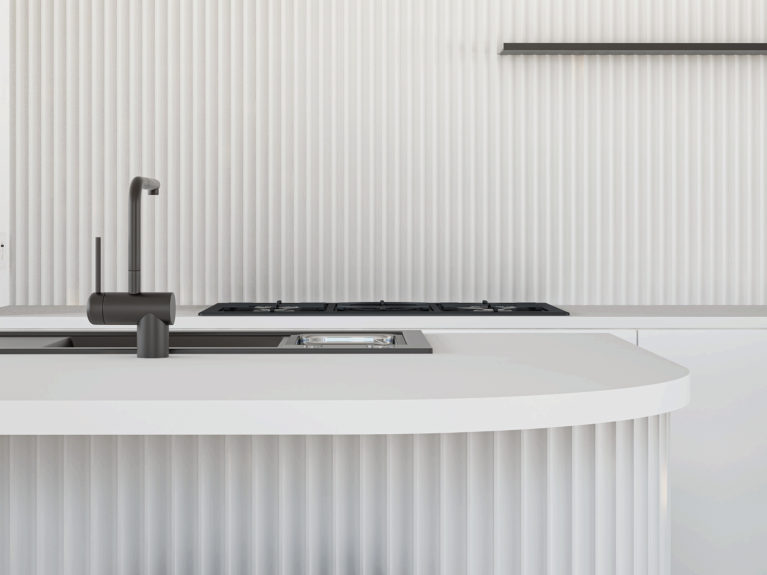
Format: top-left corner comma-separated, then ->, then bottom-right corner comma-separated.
273,301 -> 328,313
199,302 -> 329,315
437,301 -> 569,315
438,300 -> 494,312
493,304 -> 547,313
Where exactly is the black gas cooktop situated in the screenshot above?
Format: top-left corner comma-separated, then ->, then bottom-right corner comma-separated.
199,300 -> 569,316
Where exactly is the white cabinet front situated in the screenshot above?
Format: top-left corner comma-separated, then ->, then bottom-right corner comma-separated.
638,329 -> 767,575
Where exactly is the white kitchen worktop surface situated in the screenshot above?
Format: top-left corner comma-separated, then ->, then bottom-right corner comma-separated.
0,332 -> 689,435
2,304 -> 767,329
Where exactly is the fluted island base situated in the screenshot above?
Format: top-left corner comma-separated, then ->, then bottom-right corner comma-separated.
0,415 -> 669,574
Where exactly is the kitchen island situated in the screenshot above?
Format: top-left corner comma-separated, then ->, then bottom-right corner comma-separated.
0,324 -> 688,574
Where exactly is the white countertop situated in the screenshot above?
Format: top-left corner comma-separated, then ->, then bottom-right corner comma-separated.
0,332 -> 689,435
2,304 -> 767,329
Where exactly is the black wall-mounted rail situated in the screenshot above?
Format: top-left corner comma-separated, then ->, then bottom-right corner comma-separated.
499,43 -> 767,55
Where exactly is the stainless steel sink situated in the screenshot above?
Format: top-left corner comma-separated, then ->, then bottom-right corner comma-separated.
0,330 -> 432,354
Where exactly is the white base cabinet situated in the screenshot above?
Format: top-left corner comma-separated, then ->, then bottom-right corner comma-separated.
0,420 -> 671,575
638,330 -> 767,575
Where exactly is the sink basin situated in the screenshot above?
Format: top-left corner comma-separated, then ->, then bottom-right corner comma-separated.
0,330 -> 432,354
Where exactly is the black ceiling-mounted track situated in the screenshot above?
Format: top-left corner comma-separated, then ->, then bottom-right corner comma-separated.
499,43 -> 767,55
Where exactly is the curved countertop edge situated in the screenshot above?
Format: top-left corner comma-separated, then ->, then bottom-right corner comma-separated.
0,375 -> 690,435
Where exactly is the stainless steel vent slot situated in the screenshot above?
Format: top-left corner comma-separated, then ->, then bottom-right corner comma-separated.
296,334 -> 396,346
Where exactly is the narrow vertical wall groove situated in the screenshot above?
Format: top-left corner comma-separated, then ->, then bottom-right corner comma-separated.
0,437 -> 10,575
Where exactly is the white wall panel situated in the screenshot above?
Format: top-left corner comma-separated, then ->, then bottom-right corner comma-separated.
639,330 -> 767,575
0,0 -> 10,306
0,419 -> 670,574
6,0 -> 767,304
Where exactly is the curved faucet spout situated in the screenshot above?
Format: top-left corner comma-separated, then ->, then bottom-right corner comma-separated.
129,176 -> 161,294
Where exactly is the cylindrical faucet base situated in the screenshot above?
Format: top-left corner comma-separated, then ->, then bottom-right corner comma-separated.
137,313 -> 170,358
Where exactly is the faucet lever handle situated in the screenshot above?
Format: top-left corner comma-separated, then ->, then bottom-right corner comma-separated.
94,237 -> 102,293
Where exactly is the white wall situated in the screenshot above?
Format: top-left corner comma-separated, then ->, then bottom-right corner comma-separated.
0,0 -> 10,306
4,0 -> 767,305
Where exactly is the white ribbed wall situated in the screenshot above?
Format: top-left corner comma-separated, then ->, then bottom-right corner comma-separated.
0,416 -> 670,575
6,0 -> 767,305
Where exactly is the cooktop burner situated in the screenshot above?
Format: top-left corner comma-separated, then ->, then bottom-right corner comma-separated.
438,300 -> 558,313
208,301 -> 329,314
199,300 -> 569,316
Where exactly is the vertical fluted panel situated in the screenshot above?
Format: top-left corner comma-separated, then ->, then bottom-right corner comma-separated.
633,418 -> 649,575
5,0 -> 767,305
414,434 -> 439,575
306,436 -> 333,574
170,436 -> 198,574
144,436 -> 171,575
224,436 -> 252,575
522,429 -> 547,574
116,436 -> 144,575
388,435 -> 415,573
0,417 -> 672,574
494,429 -> 522,574
615,421 -> 635,575
547,426 -> 572,575
198,436 -> 226,574
252,436 -> 279,574
0,437 -> 9,575
361,435 -> 388,574
332,435 -> 358,574
6,438 -> 31,573
573,425 -> 596,575
36,437 -> 61,575
466,433 -> 493,575
596,423 -> 617,575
